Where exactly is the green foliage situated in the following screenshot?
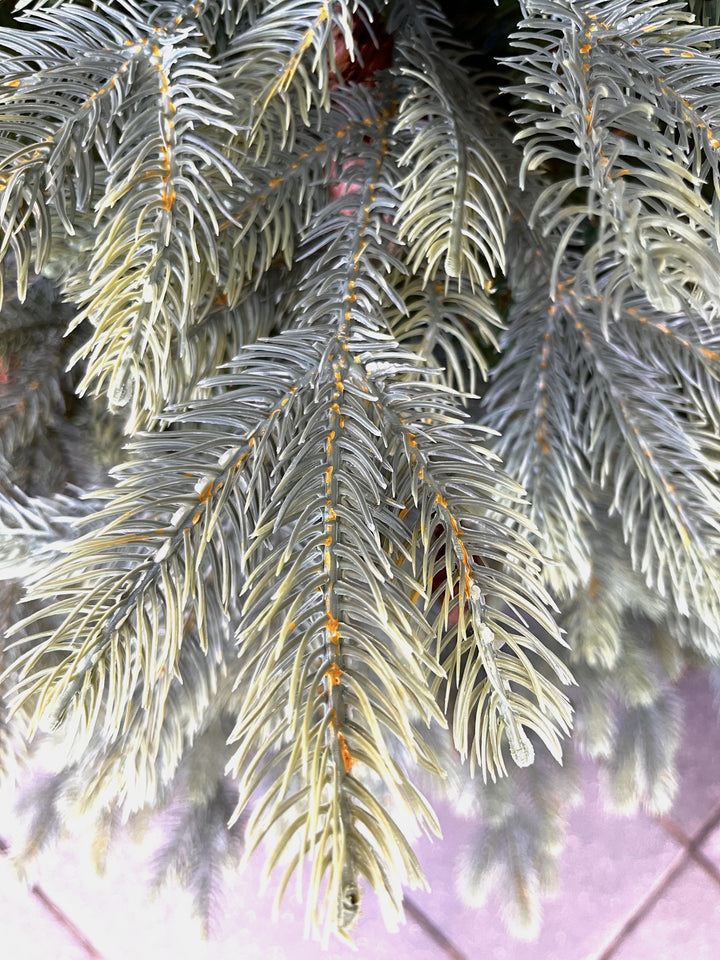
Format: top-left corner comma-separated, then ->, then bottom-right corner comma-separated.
0,0 -> 718,944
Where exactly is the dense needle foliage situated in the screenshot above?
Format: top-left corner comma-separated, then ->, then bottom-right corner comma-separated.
0,0 -> 719,942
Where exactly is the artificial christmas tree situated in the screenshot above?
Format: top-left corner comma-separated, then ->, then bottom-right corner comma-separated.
0,0 -> 719,944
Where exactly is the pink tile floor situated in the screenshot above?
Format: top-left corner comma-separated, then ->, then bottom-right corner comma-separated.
2,670 -> 720,960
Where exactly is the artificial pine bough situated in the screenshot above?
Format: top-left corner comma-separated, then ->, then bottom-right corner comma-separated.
0,0 -> 719,943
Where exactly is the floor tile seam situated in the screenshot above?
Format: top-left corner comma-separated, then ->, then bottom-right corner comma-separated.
680,846 -> 720,887
686,798 -> 720,847
655,815 -> 720,887
1,828 -> 105,959
588,845 -> 690,960
403,894 -> 470,960
31,883 -> 106,959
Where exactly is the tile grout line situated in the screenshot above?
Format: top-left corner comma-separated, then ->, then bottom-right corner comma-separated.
0,833 -> 105,959
590,799 -> 720,960
655,804 -> 720,887
590,847 -> 690,960
404,893 -> 470,960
